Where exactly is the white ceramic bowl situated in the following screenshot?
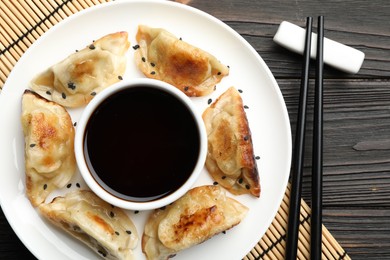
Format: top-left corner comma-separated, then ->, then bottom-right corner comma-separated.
75,78 -> 207,211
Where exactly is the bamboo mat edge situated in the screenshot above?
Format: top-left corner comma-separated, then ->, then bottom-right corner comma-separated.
0,1 -> 350,259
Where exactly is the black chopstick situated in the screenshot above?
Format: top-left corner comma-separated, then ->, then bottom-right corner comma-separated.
285,16 -> 312,260
311,15 -> 324,260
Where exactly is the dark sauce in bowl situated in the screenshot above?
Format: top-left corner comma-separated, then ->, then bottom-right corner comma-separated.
84,86 -> 200,202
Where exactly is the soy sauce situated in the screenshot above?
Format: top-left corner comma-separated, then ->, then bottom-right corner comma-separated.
84,86 -> 200,202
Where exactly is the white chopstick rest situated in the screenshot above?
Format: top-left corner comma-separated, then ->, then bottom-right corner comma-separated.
273,21 -> 365,74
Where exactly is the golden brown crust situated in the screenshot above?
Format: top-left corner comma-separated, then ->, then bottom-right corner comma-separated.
21,90 -> 76,206
135,25 -> 229,97
202,87 -> 260,197
38,190 -> 138,260
30,31 -> 130,107
142,185 -> 248,260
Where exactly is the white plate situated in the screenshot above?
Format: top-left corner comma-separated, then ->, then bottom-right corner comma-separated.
0,1 -> 292,259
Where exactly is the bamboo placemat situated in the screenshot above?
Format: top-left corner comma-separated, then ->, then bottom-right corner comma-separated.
0,1 -> 350,259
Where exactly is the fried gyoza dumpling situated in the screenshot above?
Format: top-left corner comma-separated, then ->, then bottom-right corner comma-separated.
21,90 -> 76,207
135,25 -> 229,97
39,190 -> 138,260
142,185 -> 248,260
202,87 -> 260,197
31,31 -> 130,107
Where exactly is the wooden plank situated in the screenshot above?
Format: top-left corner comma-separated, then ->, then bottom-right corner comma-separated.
324,208 -> 390,259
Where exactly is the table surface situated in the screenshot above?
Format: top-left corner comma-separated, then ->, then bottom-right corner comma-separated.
1,0 -> 389,259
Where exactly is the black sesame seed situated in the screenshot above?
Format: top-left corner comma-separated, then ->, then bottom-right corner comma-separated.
76,183 -> 81,188
62,92 -> 66,99
73,122 -> 77,127
238,178 -> 243,184
67,82 -> 76,90
151,62 -> 156,67
115,231 -> 120,236
255,156 -> 260,160
208,99 -> 212,105
222,231 -> 226,234
184,86 -> 189,91
66,183 -> 72,188
244,135 -> 249,141
214,85 -> 217,91
238,89 -> 243,93
244,105 -> 249,109
98,250 -> 107,257
132,44 -> 140,50
126,230 -> 132,235
89,44 -> 95,50
75,49 -> 79,52
110,211 -> 115,218
91,92 -> 97,96
43,184 -> 47,190
141,57 -> 146,62
30,143 -> 36,148
46,91 -> 51,95
150,71 -> 156,75
179,37 -> 182,40
134,210 -> 139,214
245,184 -> 251,190
221,176 -> 226,180
227,65 -> 230,68
118,75 -> 123,80
213,181 -> 218,185
217,72 -> 221,75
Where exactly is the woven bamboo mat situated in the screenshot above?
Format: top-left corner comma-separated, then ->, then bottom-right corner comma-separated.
0,1 -> 350,259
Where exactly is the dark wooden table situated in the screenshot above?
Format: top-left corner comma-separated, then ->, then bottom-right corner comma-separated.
1,0 -> 389,259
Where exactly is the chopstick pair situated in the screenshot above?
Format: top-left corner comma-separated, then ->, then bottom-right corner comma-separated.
285,16 -> 324,260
